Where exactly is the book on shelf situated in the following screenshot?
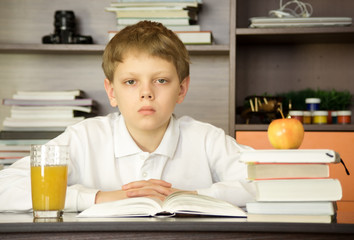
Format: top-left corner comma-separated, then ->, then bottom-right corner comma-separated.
249,17 -> 352,28
2,98 -> 95,106
247,213 -> 334,223
0,151 -> 29,159
0,158 -> 20,166
77,191 -> 246,218
12,90 -> 84,100
253,178 -> 342,202
246,201 -> 336,215
175,31 -> 212,44
10,106 -> 96,118
113,0 -> 203,2
3,117 -> 84,129
110,1 -> 201,8
0,144 -> 31,151
0,139 -> 50,145
116,24 -> 201,32
247,163 -> 330,180
106,8 -> 196,19
116,17 -> 192,26
108,30 -> 212,44
0,130 -> 62,140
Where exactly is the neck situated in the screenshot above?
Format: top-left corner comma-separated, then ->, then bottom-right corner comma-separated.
127,122 -> 169,153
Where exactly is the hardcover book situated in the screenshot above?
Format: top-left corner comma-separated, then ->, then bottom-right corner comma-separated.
254,178 -> 342,202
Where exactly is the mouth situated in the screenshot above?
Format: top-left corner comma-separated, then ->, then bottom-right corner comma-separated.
138,106 -> 156,115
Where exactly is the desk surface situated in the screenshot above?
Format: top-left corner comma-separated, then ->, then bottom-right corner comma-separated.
1,211 -> 354,240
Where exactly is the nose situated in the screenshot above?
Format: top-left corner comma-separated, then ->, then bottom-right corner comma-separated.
140,83 -> 154,100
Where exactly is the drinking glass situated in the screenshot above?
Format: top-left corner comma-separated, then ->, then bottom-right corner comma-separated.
30,145 -> 69,218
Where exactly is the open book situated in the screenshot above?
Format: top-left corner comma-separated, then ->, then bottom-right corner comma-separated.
77,192 -> 246,218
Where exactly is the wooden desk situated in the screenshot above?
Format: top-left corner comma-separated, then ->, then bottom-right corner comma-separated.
0,212 -> 354,240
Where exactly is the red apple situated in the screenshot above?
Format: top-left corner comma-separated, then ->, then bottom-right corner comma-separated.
267,118 -> 304,149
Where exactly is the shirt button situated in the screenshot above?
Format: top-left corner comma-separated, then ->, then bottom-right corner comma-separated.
142,172 -> 148,178
140,153 -> 149,160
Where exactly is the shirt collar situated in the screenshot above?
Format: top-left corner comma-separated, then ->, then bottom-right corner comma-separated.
113,114 -> 180,159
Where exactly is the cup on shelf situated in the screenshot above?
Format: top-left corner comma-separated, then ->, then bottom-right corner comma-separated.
329,111 -> 338,124
305,98 -> 321,111
337,110 -> 352,124
312,111 -> 328,124
303,111 -> 312,124
289,110 -> 304,123
30,145 -> 69,219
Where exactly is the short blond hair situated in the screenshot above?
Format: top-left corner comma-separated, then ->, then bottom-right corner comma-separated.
102,21 -> 190,83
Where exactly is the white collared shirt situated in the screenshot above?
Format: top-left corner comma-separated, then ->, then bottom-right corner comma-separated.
0,113 -> 255,212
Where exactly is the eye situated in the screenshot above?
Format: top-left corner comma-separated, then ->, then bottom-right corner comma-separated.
125,80 -> 135,85
156,78 -> 167,84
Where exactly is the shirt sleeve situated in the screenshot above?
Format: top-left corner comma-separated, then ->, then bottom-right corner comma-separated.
0,155 -> 99,213
0,157 -> 32,212
0,125 -> 100,213
196,129 -> 256,207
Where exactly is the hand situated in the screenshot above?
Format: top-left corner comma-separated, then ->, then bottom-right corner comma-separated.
122,179 -> 176,201
95,179 -> 185,204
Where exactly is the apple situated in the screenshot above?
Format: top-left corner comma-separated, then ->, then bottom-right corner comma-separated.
267,118 -> 304,149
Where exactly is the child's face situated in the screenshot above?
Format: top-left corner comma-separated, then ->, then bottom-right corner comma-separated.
104,51 -> 189,133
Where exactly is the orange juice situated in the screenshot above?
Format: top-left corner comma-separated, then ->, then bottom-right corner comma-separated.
31,165 -> 68,211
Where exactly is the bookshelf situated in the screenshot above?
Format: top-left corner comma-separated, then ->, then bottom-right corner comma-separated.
232,0 -> 354,133
1,0 -> 353,135
233,0 -> 354,212
0,0 -> 231,133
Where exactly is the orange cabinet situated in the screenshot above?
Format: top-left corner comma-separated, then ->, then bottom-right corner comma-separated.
236,131 -> 354,212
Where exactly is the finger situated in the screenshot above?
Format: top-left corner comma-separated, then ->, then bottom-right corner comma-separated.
147,179 -> 172,187
122,179 -> 171,190
126,185 -> 173,198
126,189 -> 167,201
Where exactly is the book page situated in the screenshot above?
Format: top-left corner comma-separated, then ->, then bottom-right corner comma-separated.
77,197 -> 163,218
162,192 -> 246,217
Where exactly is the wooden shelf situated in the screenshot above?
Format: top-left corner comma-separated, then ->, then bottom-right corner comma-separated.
236,27 -> 354,43
0,44 -> 229,54
235,124 -> 354,132
0,44 -> 105,53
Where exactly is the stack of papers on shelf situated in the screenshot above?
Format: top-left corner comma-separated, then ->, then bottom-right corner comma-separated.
0,90 -> 97,168
249,17 -> 352,28
105,0 -> 212,45
0,139 -> 49,170
241,149 -> 343,223
108,30 -> 212,45
1,90 -> 97,132
0,144 -> 30,169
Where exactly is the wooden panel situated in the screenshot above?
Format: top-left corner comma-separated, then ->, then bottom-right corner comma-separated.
0,53 -> 230,132
236,131 -> 354,211
175,54 -> 229,131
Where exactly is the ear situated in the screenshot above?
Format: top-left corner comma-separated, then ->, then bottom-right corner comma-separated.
176,76 -> 190,104
104,78 -> 118,107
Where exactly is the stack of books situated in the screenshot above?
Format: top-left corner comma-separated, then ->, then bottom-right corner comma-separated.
0,144 -> 30,169
2,90 -> 96,133
0,90 -> 97,169
240,149 -> 343,223
105,0 -> 212,45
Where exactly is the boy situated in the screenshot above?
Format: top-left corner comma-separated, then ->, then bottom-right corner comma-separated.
0,21 -> 255,212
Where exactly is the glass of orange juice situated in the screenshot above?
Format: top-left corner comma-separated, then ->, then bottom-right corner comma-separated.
30,145 -> 69,218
